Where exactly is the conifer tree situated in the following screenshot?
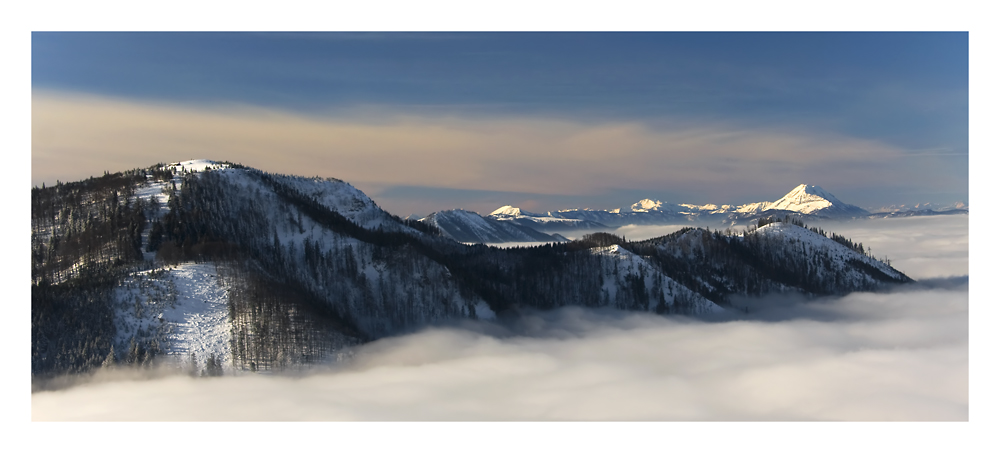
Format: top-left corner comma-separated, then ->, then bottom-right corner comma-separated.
101,345 -> 116,368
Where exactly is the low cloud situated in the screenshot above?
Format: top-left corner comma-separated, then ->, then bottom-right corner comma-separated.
31,91 -> 954,214
32,286 -> 967,421
609,223 -> 720,241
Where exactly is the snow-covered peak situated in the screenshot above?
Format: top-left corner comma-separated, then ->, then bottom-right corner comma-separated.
491,205 -> 526,217
630,199 -> 663,212
632,198 -> 663,211
765,184 -> 864,215
490,205 -> 549,218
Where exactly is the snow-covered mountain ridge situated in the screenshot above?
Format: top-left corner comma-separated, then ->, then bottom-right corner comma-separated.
31,160 -> 913,378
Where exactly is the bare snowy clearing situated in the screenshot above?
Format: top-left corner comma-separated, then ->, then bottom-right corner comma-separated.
113,263 -> 233,373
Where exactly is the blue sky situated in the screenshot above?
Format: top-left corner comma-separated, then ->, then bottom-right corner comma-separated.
31,32 -> 968,216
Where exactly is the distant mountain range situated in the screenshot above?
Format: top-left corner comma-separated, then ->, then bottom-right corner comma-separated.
869,201 -> 968,212
866,202 -> 969,217
420,184 -> 968,244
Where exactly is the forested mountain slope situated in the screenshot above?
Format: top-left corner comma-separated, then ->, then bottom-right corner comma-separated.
421,209 -> 564,243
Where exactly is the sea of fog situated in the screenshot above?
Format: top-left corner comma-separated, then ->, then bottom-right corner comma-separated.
31,215 -> 970,424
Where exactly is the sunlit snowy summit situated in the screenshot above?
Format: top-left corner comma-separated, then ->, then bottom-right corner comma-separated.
764,184 -> 869,216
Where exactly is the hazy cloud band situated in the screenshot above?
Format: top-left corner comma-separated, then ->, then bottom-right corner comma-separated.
31,91 -> 958,214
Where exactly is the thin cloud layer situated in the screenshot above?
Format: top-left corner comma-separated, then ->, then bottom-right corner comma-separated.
31,91 -> 955,214
32,285 -> 967,421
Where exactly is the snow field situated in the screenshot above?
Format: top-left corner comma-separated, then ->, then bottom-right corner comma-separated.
114,263 -> 233,374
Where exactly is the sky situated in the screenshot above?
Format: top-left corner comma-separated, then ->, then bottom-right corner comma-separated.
31,32 -> 969,217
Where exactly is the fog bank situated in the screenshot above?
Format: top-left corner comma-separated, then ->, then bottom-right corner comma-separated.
33,285 -> 967,421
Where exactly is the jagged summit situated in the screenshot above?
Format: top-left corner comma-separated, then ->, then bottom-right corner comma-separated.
765,184 -> 868,216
